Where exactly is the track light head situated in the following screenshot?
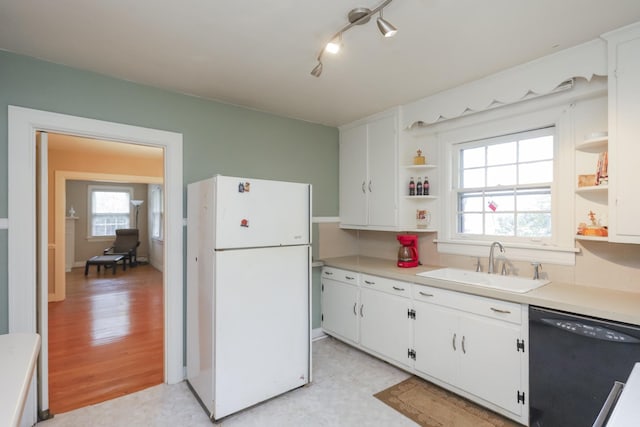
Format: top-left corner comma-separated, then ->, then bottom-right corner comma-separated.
377,14 -> 397,37
310,62 -> 323,77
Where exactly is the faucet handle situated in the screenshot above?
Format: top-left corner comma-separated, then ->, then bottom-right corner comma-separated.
531,262 -> 542,280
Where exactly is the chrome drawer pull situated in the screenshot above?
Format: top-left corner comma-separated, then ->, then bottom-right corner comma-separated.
452,333 -> 457,351
419,291 -> 434,297
345,276 -> 355,280
364,280 -> 375,285
490,307 -> 511,314
392,286 -> 405,291
324,271 -> 333,275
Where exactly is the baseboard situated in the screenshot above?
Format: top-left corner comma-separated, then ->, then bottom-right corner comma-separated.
312,328 -> 327,341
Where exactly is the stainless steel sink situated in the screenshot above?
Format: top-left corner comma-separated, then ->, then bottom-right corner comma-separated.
416,268 -> 550,293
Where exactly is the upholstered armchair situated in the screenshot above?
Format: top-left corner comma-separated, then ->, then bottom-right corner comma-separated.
104,228 -> 140,267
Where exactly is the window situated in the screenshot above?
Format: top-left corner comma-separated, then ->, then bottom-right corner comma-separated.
150,185 -> 164,240
454,127 -> 554,242
88,185 -> 133,237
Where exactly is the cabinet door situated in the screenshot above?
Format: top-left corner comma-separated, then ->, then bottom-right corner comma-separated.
321,278 -> 359,344
339,124 -> 368,226
413,301 -> 459,385
367,115 -> 397,227
609,35 -> 640,242
457,314 -> 523,416
359,288 -> 413,367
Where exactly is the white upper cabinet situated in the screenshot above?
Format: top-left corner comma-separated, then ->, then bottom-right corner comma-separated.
339,109 -> 398,230
604,23 -> 640,243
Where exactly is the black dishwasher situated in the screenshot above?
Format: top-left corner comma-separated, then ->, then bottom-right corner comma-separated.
529,306 -> 640,427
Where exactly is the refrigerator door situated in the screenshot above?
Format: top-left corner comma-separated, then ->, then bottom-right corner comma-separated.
214,176 -> 310,249
213,245 -> 310,420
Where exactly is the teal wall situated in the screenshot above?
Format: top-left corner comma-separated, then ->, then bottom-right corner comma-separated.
0,50 -> 339,334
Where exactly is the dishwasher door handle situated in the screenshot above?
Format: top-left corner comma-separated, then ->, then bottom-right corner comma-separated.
592,381 -> 625,427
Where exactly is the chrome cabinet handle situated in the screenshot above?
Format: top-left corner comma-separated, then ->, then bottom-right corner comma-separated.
392,286 -> 405,291
368,180 -> 372,192
345,275 -> 355,280
462,335 -> 466,354
360,304 -> 364,317
362,181 -> 366,193
364,280 -> 375,285
490,307 -> 511,314
353,302 -> 357,316
419,291 -> 434,297
452,333 -> 457,351
324,271 -> 333,275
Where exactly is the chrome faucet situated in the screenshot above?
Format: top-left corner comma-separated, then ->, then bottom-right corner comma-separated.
488,241 -> 505,274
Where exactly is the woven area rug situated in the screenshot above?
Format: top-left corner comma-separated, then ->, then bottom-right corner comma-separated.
374,376 -> 521,427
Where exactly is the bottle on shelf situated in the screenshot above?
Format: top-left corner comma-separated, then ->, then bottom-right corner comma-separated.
409,177 -> 415,196
423,177 -> 430,195
416,176 -> 423,196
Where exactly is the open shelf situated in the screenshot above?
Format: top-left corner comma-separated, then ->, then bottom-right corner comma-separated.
575,235 -> 608,242
576,137 -> 607,152
404,164 -> 438,170
404,195 -> 438,200
575,185 -> 608,194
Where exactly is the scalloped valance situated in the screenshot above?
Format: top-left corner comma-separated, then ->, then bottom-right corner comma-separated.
403,38 -> 607,129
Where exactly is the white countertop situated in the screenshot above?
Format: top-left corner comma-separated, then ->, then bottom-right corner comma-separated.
0,333 -> 41,427
321,256 -> 640,326
607,363 -> 640,426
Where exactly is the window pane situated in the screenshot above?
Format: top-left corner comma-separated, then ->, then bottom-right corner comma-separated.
485,213 -> 514,236
461,146 -> 485,168
485,193 -> 515,212
519,136 -> 553,162
517,192 -> 551,211
459,193 -> 483,212
92,214 -> 129,236
93,191 -> 130,214
459,213 -> 483,234
519,160 -> 553,184
462,168 -> 485,188
487,165 -> 516,186
517,213 -> 551,237
487,142 -> 516,165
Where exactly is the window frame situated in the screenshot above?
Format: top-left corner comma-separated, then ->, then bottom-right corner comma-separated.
452,126 -> 555,243
87,184 -> 135,240
434,100 -> 578,265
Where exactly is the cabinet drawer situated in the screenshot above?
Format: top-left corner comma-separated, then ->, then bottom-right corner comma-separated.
322,267 -> 358,284
361,274 -> 411,298
413,284 -> 522,324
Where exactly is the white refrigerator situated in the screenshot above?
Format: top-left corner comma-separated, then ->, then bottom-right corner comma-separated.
186,175 -> 311,421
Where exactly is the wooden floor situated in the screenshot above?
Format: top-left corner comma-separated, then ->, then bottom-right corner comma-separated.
48,263 -> 164,414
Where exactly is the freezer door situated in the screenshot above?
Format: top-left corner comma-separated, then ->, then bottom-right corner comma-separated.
214,176 -> 310,249
213,245 -> 310,420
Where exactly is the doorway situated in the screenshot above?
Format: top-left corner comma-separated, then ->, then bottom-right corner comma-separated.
46,133 -> 165,414
8,106 -> 184,426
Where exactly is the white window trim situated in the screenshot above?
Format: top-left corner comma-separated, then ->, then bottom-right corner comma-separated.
150,184 -> 164,242
87,184 -> 134,240
430,86 -> 597,265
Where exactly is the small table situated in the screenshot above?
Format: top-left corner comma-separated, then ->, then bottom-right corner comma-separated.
84,255 -> 126,276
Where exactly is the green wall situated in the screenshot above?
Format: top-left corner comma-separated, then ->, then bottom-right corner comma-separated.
0,50 -> 338,334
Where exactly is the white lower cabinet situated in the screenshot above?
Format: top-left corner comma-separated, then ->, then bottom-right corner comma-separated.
359,277 -> 413,368
321,267 -> 359,344
414,300 -> 524,416
321,267 -> 528,425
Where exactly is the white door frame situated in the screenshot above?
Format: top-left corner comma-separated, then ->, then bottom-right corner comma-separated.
8,106 -> 184,425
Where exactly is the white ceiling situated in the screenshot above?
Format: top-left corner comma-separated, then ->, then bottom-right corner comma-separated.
2,1 -> 640,127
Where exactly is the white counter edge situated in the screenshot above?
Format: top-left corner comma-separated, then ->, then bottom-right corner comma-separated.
0,333 -> 41,427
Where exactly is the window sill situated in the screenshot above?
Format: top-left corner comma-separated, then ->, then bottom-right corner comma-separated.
86,236 -> 114,243
434,238 -> 578,265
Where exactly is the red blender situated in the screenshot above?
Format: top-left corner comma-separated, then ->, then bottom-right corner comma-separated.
397,234 -> 419,268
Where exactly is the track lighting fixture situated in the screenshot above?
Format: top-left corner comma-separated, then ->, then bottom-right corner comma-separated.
310,0 -> 397,77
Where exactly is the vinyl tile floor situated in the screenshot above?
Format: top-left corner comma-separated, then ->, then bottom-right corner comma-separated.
38,336 -> 416,426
